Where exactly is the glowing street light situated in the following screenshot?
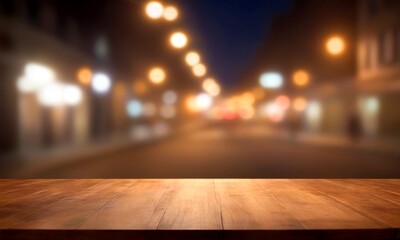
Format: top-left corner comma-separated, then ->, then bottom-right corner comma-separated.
170,32 -> 188,49
92,73 -> 112,94
148,67 -> 166,85
195,93 -> 213,111
77,67 -> 92,85
185,95 -> 197,112
259,72 -> 283,89
326,36 -> 345,56
202,78 -> 221,97
145,1 -> 164,19
292,69 -> 311,87
185,51 -> 201,66
163,6 -> 178,21
192,63 -> 207,77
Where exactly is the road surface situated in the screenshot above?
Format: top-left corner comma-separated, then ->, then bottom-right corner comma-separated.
23,122 -> 400,178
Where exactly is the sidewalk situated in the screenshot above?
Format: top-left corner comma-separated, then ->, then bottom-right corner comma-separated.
0,120 -> 208,178
240,122 -> 400,155
292,132 -> 400,156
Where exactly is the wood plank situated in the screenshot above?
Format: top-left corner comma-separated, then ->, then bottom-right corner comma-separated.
79,179 -> 176,230
0,180 -> 100,229
323,179 -> 400,205
291,179 -> 400,228
157,179 -> 222,230
0,179 -> 399,240
10,180 -> 135,229
215,179 -> 303,230
255,179 -> 386,229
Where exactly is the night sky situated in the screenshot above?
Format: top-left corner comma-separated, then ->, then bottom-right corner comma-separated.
175,0 -> 293,88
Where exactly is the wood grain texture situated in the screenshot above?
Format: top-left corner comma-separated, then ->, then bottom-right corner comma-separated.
0,179 -> 399,240
157,179 -> 222,230
254,179 -> 387,229
215,179 -> 304,230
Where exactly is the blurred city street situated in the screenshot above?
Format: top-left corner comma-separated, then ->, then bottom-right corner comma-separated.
1,1 -> 400,239
3,121 -> 399,179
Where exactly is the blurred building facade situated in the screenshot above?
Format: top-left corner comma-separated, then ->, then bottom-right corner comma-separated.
0,0 -> 203,156
238,0 -> 357,136
356,0 -> 400,138
0,0 -> 99,153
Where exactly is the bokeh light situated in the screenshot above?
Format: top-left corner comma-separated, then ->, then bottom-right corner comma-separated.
293,97 -> 308,111
192,63 -> 207,77
37,83 -> 64,107
18,63 -> 55,93
185,51 -> 201,66
92,73 -> 112,94
260,72 -> 283,89
195,93 -> 213,110
170,32 -> 188,49
145,1 -> 164,19
241,92 -> 255,105
185,95 -> 198,112
292,69 -> 310,87
265,103 -> 285,122
326,36 -> 345,56
163,90 -> 178,105
202,78 -> 221,97
77,67 -> 92,85
163,6 -> 178,21
63,84 -> 82,106
275,95 -> 291,110
127,100 -> 143,118
148,67 -> 166,85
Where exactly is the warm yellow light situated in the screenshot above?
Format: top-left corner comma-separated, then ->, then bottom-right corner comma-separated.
145,1 -> 164,19
202,78 -> 221,97
133,80 -> 148,96
163,6 -> 178,21
170,32 -> 188,49
185,51 -> 201,66
326,36 -> 345,56
239,106 -> 255,120
241,92 -> 255,105
192,63 -> 207,77
148,67 -> 166,85
77,67 -> 92,85
185,95 -> 198,112
292,69 -> 310,87
293,97 -> 308,111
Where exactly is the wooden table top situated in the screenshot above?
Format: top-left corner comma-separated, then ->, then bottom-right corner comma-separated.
0,179 -> 399,240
